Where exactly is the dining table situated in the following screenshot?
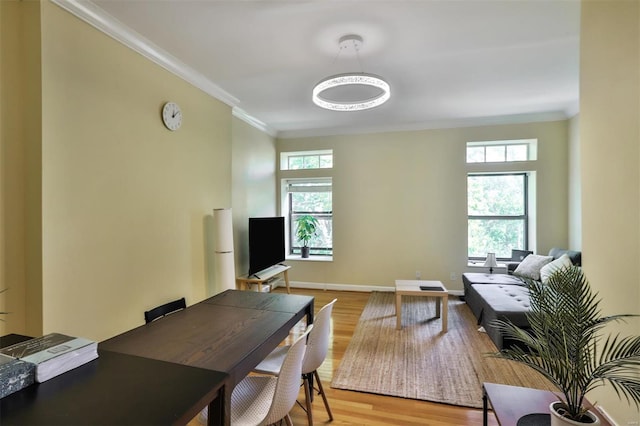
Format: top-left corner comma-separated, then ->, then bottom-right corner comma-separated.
100,289 -> 314,425
0,289 -> 314,426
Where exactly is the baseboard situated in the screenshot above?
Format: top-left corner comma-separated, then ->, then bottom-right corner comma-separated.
273,280 -> 465,297
594,405 -> 619,425
286,281 -> 395,292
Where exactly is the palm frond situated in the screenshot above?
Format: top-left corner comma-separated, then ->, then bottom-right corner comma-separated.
490,265 -> 640,420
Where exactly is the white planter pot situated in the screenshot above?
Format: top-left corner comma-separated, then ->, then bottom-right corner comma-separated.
549,402 -> 601,426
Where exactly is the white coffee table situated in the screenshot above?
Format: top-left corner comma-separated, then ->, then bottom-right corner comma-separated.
395,279 -> 449,332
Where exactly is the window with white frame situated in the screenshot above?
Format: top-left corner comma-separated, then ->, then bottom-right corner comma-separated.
280,150 -> 333,170
466,139 -> 537,163
467,173 -> 528,260
283,178 -> 333,257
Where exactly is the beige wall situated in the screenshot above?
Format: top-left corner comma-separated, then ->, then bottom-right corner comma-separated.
36,1 -> 233,341
278,120 -> 570,292
2,1 -> 637,421
568,115 -> 581,249
231,117 -> 277,277
0,1 -> 279,341
580,1 -> 640,423
0,0 -> 42,336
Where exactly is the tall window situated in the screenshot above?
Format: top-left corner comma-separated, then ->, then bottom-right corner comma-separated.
468,173 -> 528,260
284,178 -> 333,257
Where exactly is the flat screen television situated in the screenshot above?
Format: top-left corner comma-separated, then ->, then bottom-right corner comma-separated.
248,217 -> 285,276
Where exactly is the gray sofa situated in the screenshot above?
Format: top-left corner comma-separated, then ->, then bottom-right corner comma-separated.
462,248 -> 582,350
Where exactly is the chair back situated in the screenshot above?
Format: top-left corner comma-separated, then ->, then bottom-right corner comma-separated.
144,297 -> 186,323
302,298 -> 337,374
262,326 -> 311,425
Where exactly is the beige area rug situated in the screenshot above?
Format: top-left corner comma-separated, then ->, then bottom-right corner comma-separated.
330,292 -> 556,408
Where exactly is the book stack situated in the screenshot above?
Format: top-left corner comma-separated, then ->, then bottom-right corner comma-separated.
0,333 -> 98,383
0,353 -> 35,398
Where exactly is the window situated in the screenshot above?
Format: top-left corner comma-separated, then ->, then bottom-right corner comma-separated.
283,178 -> 332,257
466,139 -> 537,163
467,173 -> 528,260
280,150 -> 333,170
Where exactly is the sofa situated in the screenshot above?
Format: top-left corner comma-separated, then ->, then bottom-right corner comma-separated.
462,248 -> 582,350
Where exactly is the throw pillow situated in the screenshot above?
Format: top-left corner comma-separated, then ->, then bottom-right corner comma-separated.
540,253 -> 573,283
513,254 -> 553,281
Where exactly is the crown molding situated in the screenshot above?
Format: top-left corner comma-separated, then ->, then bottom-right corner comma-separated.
51,0 -> 277,137
232,108 -> 276,137
277,110 -> 571,139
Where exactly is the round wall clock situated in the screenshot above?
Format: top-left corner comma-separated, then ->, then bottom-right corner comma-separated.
162,102 -> 182,131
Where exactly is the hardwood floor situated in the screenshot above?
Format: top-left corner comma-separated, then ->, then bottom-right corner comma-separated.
281,288 -> 497,426
191,288 -> 498,425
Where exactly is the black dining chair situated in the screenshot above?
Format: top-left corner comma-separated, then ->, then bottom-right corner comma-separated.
144,297 -> 186,323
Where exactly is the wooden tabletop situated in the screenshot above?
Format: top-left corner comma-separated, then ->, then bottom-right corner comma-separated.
101,290 -> 314,425
395,279 -> 448,295
0,336 -> 227,426
2,291 -> 314,426
204,288 -> 312,319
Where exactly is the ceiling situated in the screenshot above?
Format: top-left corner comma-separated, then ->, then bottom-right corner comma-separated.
67,0 -> 580,138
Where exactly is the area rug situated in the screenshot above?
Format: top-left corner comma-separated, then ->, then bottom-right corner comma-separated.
330,292 -> 556,408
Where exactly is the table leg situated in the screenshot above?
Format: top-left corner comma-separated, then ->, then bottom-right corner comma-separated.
482,386 -> 488,426
283,269 -> 291,294
395,293 -> 402,330
208,385 -> 227,426
435,297 -> 441,318
306,299 -> 315,399
442,295 -> 448,333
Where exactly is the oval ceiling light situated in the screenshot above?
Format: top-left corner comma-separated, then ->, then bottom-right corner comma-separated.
312,34 -> 391,112
312,73 -> 391,111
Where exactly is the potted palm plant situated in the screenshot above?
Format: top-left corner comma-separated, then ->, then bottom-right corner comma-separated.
491,265 -> 640,425
295,215 -> 318,258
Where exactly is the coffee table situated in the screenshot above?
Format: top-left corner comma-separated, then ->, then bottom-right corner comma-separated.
395,279 -> 448,332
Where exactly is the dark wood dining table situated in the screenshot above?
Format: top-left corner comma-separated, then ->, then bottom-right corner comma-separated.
0,290 -> 314,426
101,289 -> 314,425
0,338 -> 228,426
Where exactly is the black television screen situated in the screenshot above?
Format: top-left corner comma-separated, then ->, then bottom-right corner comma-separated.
248,217 -> 285,276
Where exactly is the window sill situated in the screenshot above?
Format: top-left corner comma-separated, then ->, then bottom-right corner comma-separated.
467,261 -> 508,272
468,260 -> 509,267
286,255 -> 333,262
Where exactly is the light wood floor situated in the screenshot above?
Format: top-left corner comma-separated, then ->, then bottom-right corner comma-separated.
192,288 -> 498,425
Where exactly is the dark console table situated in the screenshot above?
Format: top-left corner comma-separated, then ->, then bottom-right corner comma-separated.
483,382 -> 612,426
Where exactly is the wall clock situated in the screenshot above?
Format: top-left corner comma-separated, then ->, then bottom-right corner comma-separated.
162,102 -> 182,131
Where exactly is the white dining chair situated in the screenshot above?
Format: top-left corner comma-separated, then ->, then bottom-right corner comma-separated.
199,326 -> 311,426
253,299 -> 337,425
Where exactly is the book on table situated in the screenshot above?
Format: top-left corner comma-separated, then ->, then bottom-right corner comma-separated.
0,333 -> 98,383
420,285 -> 444,291
0,353 -> 35,397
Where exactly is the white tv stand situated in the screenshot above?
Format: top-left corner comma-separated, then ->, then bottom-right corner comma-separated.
235,264 -> 291,293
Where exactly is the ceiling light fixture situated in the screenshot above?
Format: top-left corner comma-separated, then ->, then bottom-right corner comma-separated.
312,35 -> 390,111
